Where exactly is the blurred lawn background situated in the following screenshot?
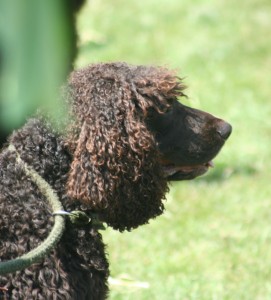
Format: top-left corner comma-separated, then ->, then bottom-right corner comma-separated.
0,0 -> 270,299
76,0 -> 271,299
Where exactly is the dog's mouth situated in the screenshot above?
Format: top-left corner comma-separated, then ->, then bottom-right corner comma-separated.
163,161 -> 214,181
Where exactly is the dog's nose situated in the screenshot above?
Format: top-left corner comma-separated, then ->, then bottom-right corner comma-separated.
216,120 -> 232,140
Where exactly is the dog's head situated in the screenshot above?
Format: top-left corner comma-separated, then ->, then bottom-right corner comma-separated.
66,62 -> 231,231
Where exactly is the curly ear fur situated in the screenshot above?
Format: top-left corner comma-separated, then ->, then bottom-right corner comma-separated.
66,62 -> 185,231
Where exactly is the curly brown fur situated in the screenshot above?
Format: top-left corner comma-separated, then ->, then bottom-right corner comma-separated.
0,119 -> 109,299
0,62 -> 231,299
66,63 -> 185,231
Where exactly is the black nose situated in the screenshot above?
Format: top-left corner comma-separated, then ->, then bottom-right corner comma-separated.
216,120 -> 232,140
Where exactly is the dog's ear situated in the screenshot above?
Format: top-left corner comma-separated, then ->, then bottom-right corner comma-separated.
66,67 -> 135,209
65,75 -> 114,208
66,71 -> 158,212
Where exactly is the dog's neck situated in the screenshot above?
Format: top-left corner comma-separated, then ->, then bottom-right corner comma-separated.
7,117 -> 103,217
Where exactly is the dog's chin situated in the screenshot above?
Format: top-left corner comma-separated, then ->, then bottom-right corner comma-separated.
163,161 -> 214,181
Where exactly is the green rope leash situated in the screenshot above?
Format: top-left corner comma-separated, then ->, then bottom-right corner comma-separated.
0,145 -> 66,275
0,145 -> 105,275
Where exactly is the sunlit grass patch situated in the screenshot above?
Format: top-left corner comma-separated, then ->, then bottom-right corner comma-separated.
77,0 -> 271,298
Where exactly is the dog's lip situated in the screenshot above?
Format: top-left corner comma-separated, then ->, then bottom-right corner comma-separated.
162,160 -> 214,178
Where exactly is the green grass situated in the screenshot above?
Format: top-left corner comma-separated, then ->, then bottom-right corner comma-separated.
76,0 -> 271,299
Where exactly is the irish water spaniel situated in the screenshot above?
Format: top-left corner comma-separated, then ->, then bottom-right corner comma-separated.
0,62 -> 232,299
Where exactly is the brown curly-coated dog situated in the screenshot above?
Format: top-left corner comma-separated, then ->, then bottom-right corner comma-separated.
0,62 -> 231,299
